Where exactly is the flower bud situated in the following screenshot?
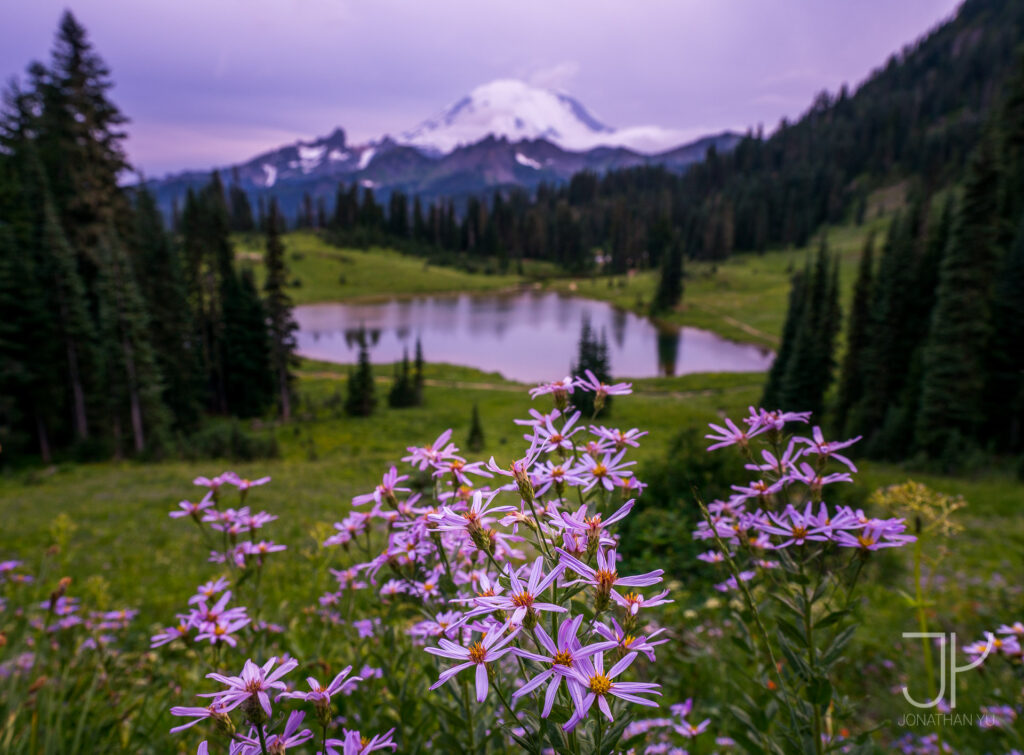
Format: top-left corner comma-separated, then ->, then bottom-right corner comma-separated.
212,709 -> 235,738
511,464 -> 535,505
553,388 -> 569,412
241,695 -> 267,727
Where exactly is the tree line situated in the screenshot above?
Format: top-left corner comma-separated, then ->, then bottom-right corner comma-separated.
0,12 -> 297,462
765,53 -> 1024,464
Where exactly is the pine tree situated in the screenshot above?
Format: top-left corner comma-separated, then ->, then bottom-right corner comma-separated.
228,176 -> 255,232
345,331 -> 377,417
94,231 -> 168,455
572,316 -> 613,417
36,11 -> 130,267
388,350 -> 419,408
262,199 -> 298,421
651,230 -> 684,314
834,234 -> 874,434
413,338 -> 425,406
466,403 -> 485,452
762,268 -> 807,409
983,212 -> 1024,451
132,188 -> 202,429
916,137 -> 1002,457
221,269 -> 274,418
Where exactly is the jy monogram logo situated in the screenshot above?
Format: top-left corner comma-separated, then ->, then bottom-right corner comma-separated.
901,632 -> 995,709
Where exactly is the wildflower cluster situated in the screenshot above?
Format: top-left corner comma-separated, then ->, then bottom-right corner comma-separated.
317,370 -> 697,752
693,407 -> 919,752
160,474 -> 395,754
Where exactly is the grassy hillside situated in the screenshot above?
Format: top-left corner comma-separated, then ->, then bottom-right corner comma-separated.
236,231 -> 527,304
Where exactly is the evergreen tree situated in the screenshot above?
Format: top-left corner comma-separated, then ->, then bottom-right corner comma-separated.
262,199 -> 298,421
774,238 -> 841,417
221,269 -> 274,418
466,403 -> 485,452
413,337 -> 425,406
132,188 -> 202,429
228,176 -> 255,232
984,212 -> 1024,451
36,11 -> 130,268
833,234 -> 874,435
388,350 -> 416,408
345,331 -> 377,417
650,230 -> 685,314
572,317 -> 613,417
916,137 -> 1002,456
761,269 -> 806,409
94,231 -> 168,455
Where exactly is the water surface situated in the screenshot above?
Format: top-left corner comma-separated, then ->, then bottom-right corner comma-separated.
294,291 -> 773,383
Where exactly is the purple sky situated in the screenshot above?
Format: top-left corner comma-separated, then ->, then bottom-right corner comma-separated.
1,0 -> 962,176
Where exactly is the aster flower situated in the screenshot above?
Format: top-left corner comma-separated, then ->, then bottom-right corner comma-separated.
202,656 -> 298,720
426,620 -> 521,702
170,492 -> 215,519
189,577 -> 231,605
574,369 -> 632,399
579,449 -> 635,492
151,621 -> 190,648
555,500 -> 634,546
793,426 -> 861,472
589,425 -> 648,450
353,466 -> 410,507
592,617 -> 669,661
533,459 -> 587,497
428,490 -> 516,539
612,588 -> 673,616
833,520 -> 915,551
729,479 -> 785,504
477,557 -> 566,625
513,407 -> 562,428
325,728 -> 398,754
556,547 -> 663,608
403,429 -> 456,470
705,417 -> 765,451
759,503 -> 833,548
169,701 -> 232,733
557,650 -> 660,730
193,473 -> 234,492
195,615 -> 250,646
529,376 -> 575,400
744,441 -> 801,476
530,410 -> 584,453
511,615 -> 617,716
225,473 -> 272,492
236,710 -> 313,752
743,407 -> 811,433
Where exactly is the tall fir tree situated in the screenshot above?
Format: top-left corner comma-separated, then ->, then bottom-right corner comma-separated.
916,136 -> 1002,457
761,269 -> 807,409
572,317 -> 613,417
413,337 -> 425,406
345,331 -> 377,417
650,230 -> 685,314
466,403 -> 485,452
221,269 -> 274,418
262,199 -> 298,421
132,188 -> 202,429
94,231 -> 168,455
833,234 -> 874,435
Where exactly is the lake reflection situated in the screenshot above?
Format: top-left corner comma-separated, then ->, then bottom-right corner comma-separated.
294,291 -> 773,383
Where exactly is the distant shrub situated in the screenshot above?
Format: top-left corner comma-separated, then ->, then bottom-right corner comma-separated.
182,420 -> 279,461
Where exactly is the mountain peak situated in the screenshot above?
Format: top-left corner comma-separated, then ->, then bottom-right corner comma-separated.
401,78 -> 617,154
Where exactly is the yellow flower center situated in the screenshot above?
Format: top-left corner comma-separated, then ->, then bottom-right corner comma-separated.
592,464 -> 608,478
468,642 -> 487,664
552,650 -> 574,666
511,591 -> 534,608
595,568 -> 618,593
857,534 -> 876,548
588,673 -> 612,695
622,635 -> 636,647
792,526 -> 807,538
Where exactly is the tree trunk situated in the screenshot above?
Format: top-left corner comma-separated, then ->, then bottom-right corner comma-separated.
35,411 -> 52,463
122,335 -> 145,453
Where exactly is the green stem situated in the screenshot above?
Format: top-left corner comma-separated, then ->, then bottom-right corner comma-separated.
803,583 -> 823,755
913,537 -> 943,754
461,675 -> 477,753
256,724 -> 270,755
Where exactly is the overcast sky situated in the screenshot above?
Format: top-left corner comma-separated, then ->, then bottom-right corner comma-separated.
1,0 -> 963,176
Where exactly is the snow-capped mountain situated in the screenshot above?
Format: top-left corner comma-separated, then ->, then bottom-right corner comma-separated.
400,79 -> 693,155
144,81 -> 742,219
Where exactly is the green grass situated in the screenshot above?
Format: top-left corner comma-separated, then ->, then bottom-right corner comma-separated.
236,231 -> 527,305
547,215 -> 892,347
4,361 -> 1020,619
